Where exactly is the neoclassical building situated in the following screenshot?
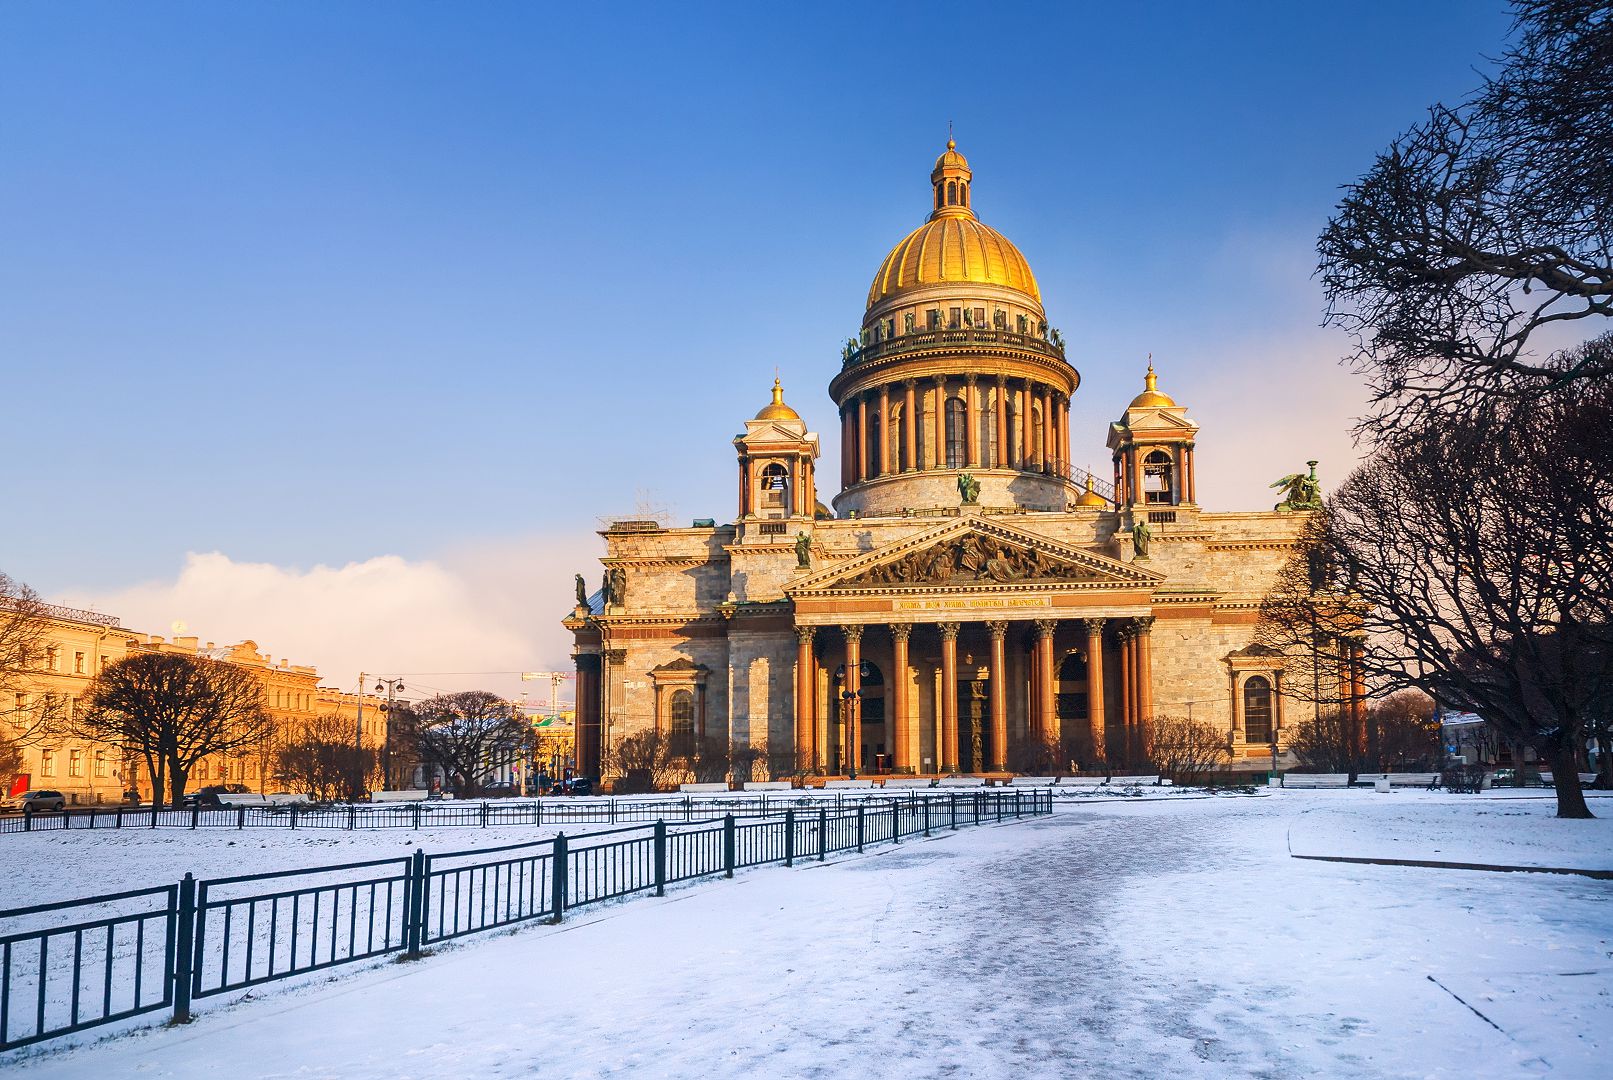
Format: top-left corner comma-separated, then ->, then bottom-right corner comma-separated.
565,142 -> 1318,781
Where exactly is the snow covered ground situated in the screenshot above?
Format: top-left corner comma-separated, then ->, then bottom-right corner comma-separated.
4,790 -> 1610,1079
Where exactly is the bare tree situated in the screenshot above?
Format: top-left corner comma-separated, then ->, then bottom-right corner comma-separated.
76,652 -> 275,808
0,571 -> 67,746
1256,381 -> 1613,817
412,691 -> 526,798
1286,710 -> 1370,776
0,729 -> 22,793
1371,690 -> 1442,772
1142,715 -> 1231,785
276,712 -> 380,802
1319,1 -> 1613,430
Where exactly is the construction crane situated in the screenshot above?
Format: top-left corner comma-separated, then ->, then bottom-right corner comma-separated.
520,671 -> 573,722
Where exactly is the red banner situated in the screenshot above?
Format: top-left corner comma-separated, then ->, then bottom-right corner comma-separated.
8,774 -> 29,798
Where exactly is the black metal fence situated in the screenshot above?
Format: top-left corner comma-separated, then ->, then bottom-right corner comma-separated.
0,790 -> 1050,1053
0,790 -> 1002,836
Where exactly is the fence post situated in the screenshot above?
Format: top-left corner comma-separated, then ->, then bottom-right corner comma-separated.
290,804 -> 299,830
190,805 -> 199,830
654,819 -> 667,896
172,873 -> 197,1024
23,811 -> 31,832
784,808 -> 795,867
723,814 -> 736,878
116,807 -> 123,828
856,803 -> 865,853
1014,791 -> 1022,819
950,793 -> 958,831
412,802 -> 421,830
684,795 -> 692,822
818,806 -> 828,861
405,849 -> 426,959
535,800 -> 542,828
891,801 -> 900,844
480,802 -> 489,828
238,806 -> 246,830
610,798 -> 618,825
923,796 -> 931,837
152,804 -> 158,828
550,833 -> 568,923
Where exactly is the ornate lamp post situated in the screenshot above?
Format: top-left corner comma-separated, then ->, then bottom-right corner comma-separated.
372,677 -> 405,789
839,687 -> 863,779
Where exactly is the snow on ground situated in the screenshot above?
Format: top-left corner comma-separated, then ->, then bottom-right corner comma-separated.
4,790 -> 1610,1079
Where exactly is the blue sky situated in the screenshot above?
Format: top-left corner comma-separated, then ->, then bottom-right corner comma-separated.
0,1 -> 1516,692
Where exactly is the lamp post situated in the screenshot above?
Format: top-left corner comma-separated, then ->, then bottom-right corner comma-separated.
839,688 -> 863,779
372,677 -> 405,789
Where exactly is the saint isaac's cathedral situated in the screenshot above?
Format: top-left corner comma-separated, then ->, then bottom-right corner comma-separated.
565,142 -> 1331,782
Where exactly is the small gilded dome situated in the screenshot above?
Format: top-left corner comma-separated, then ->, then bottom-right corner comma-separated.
754,377 -> 801,421
1128,361 -> 1177,409
1073,473 -> 1109,508
932,138 -> 969,175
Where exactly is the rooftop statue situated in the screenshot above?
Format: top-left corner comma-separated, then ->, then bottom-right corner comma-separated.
574,573 -> 588,609
795,531 -> 812,569
1131,518 -> 1151,560
1272,460 -> 1323,511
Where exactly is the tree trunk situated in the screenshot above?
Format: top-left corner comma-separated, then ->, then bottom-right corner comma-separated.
151,757 -> 165,810
1547,744 -> 1593,819
168,760 -> 189,810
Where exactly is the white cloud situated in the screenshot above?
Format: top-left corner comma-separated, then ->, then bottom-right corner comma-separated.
57,533 -> 603,705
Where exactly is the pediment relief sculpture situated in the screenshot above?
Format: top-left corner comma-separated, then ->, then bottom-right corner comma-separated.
841,535 -> 1092,588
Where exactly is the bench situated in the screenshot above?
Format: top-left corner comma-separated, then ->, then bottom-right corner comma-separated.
1059,776 -> 1108,788
679,782 -> 731,793
1537,772 -> 1599,786
1381,773 -> 1439,788
217,794 -> 269,808
1282,773 -> 1351,789
1009,776 -> 1058,786
823,779 -> 874,789
880,777 -> 933,789
369,790 -> 429,803
742,781 -> 792,791
937,777 -> 985,788
1106,775 -> 1160,787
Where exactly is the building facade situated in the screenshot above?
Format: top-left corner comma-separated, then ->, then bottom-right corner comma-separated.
567,144 -> 1327,782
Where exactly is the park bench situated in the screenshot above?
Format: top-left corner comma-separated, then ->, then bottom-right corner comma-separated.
679,782 -> 730,793
1059,776 -> 1107,787
1106,775 -> 1160,786
1380,773 -> 1439,788
1536,772 -> 1599,786
217,794 -> 270,808
880,777 -> 933,789
1009,776 -> 1058,786
1281,773 -> 1350,789
369,790 -> 428,803
937,777 -> 986,787
823,779 -> 874,789
742,781 -> 792,791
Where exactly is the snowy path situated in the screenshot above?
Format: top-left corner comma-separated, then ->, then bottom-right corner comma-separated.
6,794 -> 1609,1079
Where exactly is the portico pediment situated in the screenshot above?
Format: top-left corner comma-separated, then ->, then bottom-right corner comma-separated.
789,517 -> 1162,596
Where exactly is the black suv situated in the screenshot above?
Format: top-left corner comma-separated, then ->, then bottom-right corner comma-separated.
184,784 -> 251,809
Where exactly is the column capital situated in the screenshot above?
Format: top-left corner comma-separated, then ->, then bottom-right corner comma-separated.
1135,615 -> 1156,634
937,621 -> 961,641
964,372 -> 977,386
842,624 -> 864,645
903,376 -> 917,389
1081,617 -> 1106,636
605,648 -> 628,665
995,373 -> 1007,387
1115,624 -> 1137,645
889,622 -> 912,643
795,625 -> 816,645
1033,618 -> 1059,639
984,620 -> 1008,640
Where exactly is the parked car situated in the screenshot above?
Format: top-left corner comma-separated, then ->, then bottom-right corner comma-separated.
22,790 -> 67,813
480,782 -> 519,798
552,777 -> 594,796
184,784 -> 251,809
1488,768 -> 1545,788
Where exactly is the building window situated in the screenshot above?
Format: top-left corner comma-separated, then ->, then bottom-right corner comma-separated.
945,398 -> 967,468
1056,653 -> 1089,723
69,749 -> 83,777
973,307 -> 985,328
74,652 -> 85,674
669,689 -> 695,752
45,646 -> 58,672
889,404 -> 905,473
946,180 -> 956,205
42,749 -> 56,777
885,318 -> 895,339
1244,676 -> 1274,743
961,182 -> 969,207
94,750 -> 109,777
1143,449 -> 1175,504
948,307 -> 961,329
760,462 -> 790,513
926,309 -> 940,331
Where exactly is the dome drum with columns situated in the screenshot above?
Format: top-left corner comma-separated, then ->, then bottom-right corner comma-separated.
831,141 -> 1083,519
563,141 -> 1337,789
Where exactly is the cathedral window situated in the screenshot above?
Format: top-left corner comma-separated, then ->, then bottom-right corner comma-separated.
961,182 -> 969,207
669,689 -> 695,753
885,318 -> 895,339
973,307 -> 985,328
1057,653 -> 1089,722
926,309 -> 940,331
948,307 -> 961,329
945,398 -> 967,468
946,180 -> 956,205
1243,676 -> 1274,743
1143,450 -> 1175,504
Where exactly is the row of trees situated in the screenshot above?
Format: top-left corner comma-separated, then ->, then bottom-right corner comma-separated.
1263,0 -> 1613,818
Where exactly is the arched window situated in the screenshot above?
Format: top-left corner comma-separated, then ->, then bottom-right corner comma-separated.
1143,449 -> 1175,505
760,462 -> 790,513
1056,653 -> 1089,722
945,397 -> 967,468
935,185 -> 943,211
961,182 -> 969,207
669,689 -> 695,752
889,404 -> 906,473
1243,676 -> 1274,743
946,180 -> 957,205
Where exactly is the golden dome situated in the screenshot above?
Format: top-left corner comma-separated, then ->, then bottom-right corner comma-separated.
1128,361 -> 1177,409
866,140 -> 1042,310
754,377 -> 801,421
1073,473 -> 1109,508
867,216 -> 1041,309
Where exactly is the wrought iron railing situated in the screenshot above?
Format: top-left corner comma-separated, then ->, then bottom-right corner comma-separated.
0,791 -> 1052,1052
844,328 -> 1067,369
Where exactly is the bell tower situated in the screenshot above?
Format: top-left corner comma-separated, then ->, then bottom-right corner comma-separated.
1107,361 -> 1199,511
735,378 -> 820,530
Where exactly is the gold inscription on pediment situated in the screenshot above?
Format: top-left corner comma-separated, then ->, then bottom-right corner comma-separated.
893,597 -> 1051,611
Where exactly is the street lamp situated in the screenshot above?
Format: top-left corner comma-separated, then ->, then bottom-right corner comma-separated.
373,677 -> 405,789
839,688 -> 863,779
